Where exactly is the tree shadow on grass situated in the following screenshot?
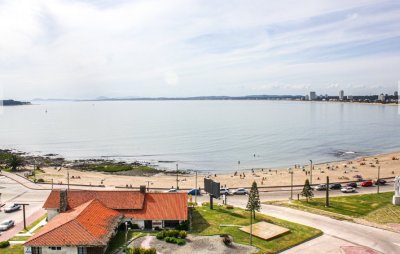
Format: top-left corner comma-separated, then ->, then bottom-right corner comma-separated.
191,209 -> 210,233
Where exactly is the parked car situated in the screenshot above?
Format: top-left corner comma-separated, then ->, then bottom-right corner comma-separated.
329,183 -> 342,190
220,188 -> 231,195
165,188 -> 178,193
4,204 -> 21,213
374,179 -> 387,185
315,184 -> 327,191
188,189 -> 201,196
346,182 -> 358,188
341,186 -> 356,193
0,220 -> 14,231
361,180 -> 373,187
232,188 -> 248,195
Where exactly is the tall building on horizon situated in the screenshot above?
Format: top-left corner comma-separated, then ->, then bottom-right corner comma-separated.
309,91 -> 317,101
395,91 -> 398,97
339,90 -> 344,100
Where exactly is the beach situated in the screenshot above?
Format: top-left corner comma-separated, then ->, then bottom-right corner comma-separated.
33,151 -> 400,189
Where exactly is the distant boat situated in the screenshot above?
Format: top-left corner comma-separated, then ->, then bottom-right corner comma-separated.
45,109 -> 48,113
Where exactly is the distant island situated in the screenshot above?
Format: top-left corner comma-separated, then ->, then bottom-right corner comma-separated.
1,100 -> 31,106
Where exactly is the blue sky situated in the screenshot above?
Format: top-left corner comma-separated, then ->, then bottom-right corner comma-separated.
0,0 -> 399,99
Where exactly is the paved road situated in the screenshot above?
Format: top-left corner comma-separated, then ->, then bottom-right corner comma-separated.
222,197 -> 400,254
0,175 -> 50,241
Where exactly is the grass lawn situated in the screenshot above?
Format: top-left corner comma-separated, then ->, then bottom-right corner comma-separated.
83,164 -> 159,173
191,205 -> 321,254
0,244 -> 24,254
105,230 -> 142,254
268,192 -> 400,225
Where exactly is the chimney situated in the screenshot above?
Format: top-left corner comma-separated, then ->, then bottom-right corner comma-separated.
139,185 -> 146,193
59,189 -> 68,212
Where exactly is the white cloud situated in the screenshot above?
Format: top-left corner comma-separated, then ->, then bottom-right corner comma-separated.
0,0 -> 399,99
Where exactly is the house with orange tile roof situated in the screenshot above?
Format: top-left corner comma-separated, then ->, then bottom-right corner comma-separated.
24,188 -> 188,254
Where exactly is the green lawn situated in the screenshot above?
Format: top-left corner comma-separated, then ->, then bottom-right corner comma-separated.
105,230 -> 142,254
0,244 -> 23,254
269,192 -> 400,225
82,164 -> 159,173
192,205 -> 321,254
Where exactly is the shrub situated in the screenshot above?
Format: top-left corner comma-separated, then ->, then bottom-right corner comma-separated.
164,237 -> 186,245
179,230 -> 187,239
37,178 -> 45,183
127,247 -> 156,254
225,204 -> 234,209
176,238 -> 186,245
156,231 -> 165,240
154,226 -> 161,231
221,234 -> 232,246
165,229 -> 179,238
175,221 -> 189,231
131,223 -> 140,229
0,241 -> 10,248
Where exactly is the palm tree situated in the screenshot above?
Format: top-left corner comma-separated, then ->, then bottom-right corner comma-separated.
8,155 -> 23,172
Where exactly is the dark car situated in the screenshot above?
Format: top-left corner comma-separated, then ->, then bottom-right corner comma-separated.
315,184 -> 327,191
329,183 -> 342,190
346,182 -> 358,188
374,179 -> 387,185
188,189 -> 201,196
361,180 -> 373,187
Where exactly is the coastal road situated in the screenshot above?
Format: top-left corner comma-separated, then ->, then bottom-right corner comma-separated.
222,198 -> 400,254
0,175 -> 50,241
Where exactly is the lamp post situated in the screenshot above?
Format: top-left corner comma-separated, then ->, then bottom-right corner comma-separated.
288,168 -> 294,200
377,166 -> 381,194
309,160 -> 313,186
145,181 -> 153,192
176,163 -> 179,190
195,171 -> 198,204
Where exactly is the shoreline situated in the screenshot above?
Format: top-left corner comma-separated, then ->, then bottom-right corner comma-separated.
1,148 -> 399,189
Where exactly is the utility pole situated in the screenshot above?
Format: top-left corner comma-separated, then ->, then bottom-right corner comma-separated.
51,178 -> 54,189
195,171 -> 198,204
16,203 -> 29,230
288,168 -> 294,200
146,181 -> 153,192
250,210 -> 253,246
176,163 -> 179,190
377,166 -> 380,194
33,160 -> 36,183
67,169 -> 70,191
309,160 -> 313,185
325,176 -> 330,207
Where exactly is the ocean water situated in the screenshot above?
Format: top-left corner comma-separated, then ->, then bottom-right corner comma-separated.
0,100 -> 399,172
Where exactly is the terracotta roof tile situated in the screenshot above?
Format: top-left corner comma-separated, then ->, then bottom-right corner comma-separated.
43,190 -> 145,210
26,199 -> 121,247
123,193 -> 188,220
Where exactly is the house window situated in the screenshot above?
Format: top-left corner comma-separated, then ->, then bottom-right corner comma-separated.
48,247 -> 62,250
78,247 -> 88,254
32,247 -> 42,254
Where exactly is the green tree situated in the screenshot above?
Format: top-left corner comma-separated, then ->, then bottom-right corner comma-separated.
247,181 -> 261,219
246,181 -> 261,246
8,155 -> 23,172
301,179 -> 314,202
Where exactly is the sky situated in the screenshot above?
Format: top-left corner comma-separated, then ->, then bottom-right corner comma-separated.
0,0 -> 400,100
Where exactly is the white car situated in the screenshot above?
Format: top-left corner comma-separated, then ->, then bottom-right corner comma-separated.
4,203 -> 21,213
341,186 -> 356,193
220,188 -> 231,195
0,220 -> 14,231
165,188 -> 178,193
233,188 -> 248,195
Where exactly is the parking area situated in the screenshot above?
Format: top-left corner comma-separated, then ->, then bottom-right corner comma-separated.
0,175 -> 50,241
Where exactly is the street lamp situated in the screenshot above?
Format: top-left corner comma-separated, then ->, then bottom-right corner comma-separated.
377,166 -> 381,194
288,168 -> 294,200
309,160 -> 313,185
176,163 -> 179,190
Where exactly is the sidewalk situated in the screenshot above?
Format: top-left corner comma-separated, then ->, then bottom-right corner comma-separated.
0,171 -> 49,190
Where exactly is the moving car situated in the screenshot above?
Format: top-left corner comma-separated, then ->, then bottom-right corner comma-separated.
220,188 -> 231,195
188,189 -> 201,196
4,203 -> 21,213
315,184 -> 327,191
361,180 -> 373,187
0,220 -> 14,231
341,186 -> 356,193
232,188 -> 248,195
329,183 -> 342,190
346,182 -> 358,188
374,179 -> 387,185
165,188 -> 178,193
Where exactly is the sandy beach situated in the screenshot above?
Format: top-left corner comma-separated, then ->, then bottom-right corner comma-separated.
34,151 -> 400,190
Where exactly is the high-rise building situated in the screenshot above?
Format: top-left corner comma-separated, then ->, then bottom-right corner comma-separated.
339,90 -> 344,101
309,91 -> 317,101
395,91 -> 398,97
378,93 -> 386,102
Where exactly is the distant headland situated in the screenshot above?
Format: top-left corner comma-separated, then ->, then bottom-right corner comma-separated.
1,99 -> 31,106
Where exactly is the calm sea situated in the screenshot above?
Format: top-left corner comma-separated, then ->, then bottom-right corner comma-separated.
0,100 -> 399,172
